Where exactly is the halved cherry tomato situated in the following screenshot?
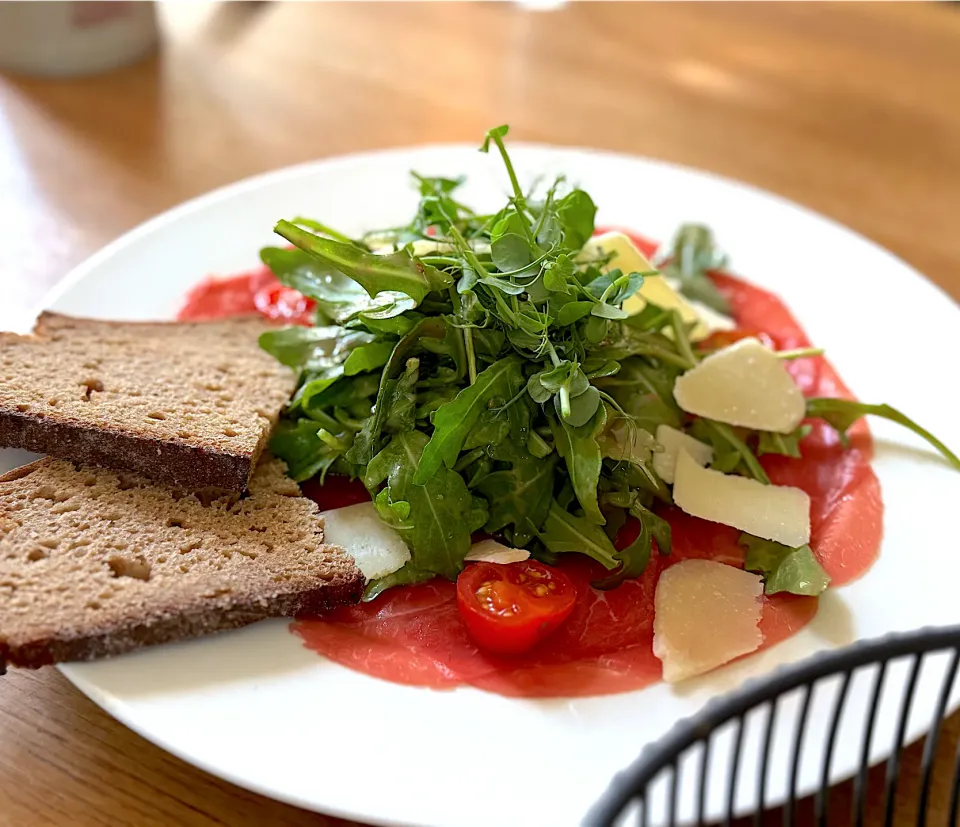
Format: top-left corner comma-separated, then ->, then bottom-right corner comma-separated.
700,326 -> 775,352
253,282 -> 316,325
456,561 -> 577,655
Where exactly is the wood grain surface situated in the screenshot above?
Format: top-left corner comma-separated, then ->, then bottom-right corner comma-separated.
1,2 -> 959,826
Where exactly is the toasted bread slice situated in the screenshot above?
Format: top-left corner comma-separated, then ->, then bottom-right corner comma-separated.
0,313 -> 296,492
0,456 -> 364,669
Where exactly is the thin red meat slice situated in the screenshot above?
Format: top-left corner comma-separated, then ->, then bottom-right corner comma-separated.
178,229 -> 879,697
292,264 -> 880,697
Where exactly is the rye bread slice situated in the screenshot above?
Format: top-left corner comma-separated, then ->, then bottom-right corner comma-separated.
0,312 -> 296,492
0,456 -> 364,669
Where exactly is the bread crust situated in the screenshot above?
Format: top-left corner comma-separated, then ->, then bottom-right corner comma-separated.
0,457 -> 366,670
0,312 -> 295,493
0,410 -> 257,492
0,568 -> 364,670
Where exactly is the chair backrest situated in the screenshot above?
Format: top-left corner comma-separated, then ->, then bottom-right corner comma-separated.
584,625 -> 960,827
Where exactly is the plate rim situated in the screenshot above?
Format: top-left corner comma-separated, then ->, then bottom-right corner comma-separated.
34,140 -> 958,322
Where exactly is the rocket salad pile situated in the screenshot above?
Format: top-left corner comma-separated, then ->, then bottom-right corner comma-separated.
258,125 -> 960,603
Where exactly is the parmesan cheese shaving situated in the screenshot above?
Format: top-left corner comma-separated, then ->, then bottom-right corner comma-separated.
320,502 -> 410,580
464,539 -> 531,565
673,337 -> 806,434
583,232 -> 713,341
653,559 -> 763,683
672,450 -> 811,547
653,424 -> 713,484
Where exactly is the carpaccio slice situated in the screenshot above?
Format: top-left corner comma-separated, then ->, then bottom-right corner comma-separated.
179,231 -> 882,698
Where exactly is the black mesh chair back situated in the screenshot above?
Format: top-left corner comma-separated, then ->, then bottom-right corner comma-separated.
584,625 -> 960,827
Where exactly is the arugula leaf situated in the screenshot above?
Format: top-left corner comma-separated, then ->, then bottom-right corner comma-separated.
343,340 -> 395,376
543,254 -> 575,292
383,357 -> 420,434
550,406 -> 606,525
346,318 -> 446,465
363,565 -> 435,602
479,124 -> 510,153
262,124 -> 919,602
415,356 -> 525,484
365,431 -> 487,580
555,190 -> 596,250
300,371 -> 377,414
258,326 -> 339,369
756,425 -> 812,458
657,224 -> 731,315
477,453 -> 557,546
556,384 -> 601,427
740,533 -> 831,596
356,312 -> 420,337
538,501 -> 618,568
260,246 -> 348,303
593,499 -> 671,590
806,398 -> 960,470
291,363 -> 345,414
275,220 -> 453,303
491,210 -> 534,272
557,301 -> 594,326
690,419 -> 771,484
595,358 -> 683,432
262,245 -> 418,329
269,419 -> 342,482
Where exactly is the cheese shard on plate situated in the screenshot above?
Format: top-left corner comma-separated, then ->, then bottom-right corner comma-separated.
320,501 -> 410,580
673,337 -> 806,434
653,424 -> 714,484
673,450 -> 811,547
464,539 -> 531,565
584,232 -> 713,342
653,559 -> 763,683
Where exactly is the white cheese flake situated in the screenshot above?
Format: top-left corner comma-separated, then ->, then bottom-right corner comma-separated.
653,559 -> 763,683
409,239 -> 456,257
672,450 -> 811,547
584,232 -> 714,341
464,539 -> 530,565
653,424 -> 713,484
320,502 -> 410,580
673,337 -> 806,434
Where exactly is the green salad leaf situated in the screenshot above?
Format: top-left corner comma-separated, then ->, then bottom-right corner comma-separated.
538,501 -> 618,568
365,431 -> 487,581
416,356 -> 524,484
258,124 -> 959,600
655,224 -> 731,315
275,220 -> 453,303
740,533 -> 831,596
806,398 -> 960,470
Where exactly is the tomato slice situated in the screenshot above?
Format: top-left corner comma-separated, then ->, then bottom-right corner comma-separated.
456,561 -> 577,655
700,325 -> 776,352
253,283 -> 316,325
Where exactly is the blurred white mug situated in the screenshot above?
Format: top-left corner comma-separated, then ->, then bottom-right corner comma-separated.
0,1 -> 158,77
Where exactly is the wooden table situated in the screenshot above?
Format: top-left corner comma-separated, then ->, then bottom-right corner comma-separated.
1,3 -> 959,825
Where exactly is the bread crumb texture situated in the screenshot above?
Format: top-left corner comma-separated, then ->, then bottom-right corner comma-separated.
0,313 -> 296,489
0,456 -> 363,666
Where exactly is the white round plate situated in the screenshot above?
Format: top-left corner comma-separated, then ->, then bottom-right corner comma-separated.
5,144 -> 960,827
